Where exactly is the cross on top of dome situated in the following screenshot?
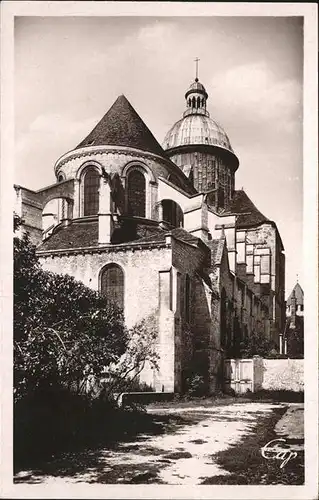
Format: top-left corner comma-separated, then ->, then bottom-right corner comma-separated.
183,58 -> 209,117
194,57 -> 200,80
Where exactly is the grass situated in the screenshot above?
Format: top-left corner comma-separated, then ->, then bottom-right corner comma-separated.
243,389 -> 304,403
147,394 -> 251,410
147,389 -> 304,410
201,405 -> 304,485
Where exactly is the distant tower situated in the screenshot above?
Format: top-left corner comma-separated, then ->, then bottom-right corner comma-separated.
285,282 -> 304,357
286,282 -> 304,323
163,62 -> 239,211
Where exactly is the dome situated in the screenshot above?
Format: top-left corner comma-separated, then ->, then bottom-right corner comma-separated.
163,114 -> 234,154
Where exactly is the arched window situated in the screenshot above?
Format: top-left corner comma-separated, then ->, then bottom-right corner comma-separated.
100,264 -> 124,310
197,96 -> 201,109
127,170 -> 146,217
192,96 -> 196,108
162,199 -> 184,228
84,168 -> 100,216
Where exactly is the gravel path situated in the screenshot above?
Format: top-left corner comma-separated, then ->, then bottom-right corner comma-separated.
15,401 -> 289,485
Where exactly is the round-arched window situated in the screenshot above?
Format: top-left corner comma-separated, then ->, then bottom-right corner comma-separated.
84,168 -> 100,216
162,199 -> 184,228
100,264 -> 124,310
127,170 -> 146,217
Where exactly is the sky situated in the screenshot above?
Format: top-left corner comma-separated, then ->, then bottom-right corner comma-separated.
14,16 -> 303,297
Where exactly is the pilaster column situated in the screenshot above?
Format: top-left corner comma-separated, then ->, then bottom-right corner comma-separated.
73,178 -> 80,218
98,176 -> 113,244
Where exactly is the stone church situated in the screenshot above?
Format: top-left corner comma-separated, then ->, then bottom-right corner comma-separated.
14,76 -> 286,393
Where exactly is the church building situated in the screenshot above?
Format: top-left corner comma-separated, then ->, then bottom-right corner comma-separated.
14,74 -> 286,393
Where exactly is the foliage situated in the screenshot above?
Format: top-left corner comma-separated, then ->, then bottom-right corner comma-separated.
100,313 -> 160,400
287,317 -> 304,358
236,330 -> 278,359
13,215 -> 163,471
14,217 -> 128,401
14,216 -> 160,404
185,374 -> 206,397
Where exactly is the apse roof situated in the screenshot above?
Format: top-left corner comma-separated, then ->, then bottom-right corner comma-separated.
76,95 -> 165,157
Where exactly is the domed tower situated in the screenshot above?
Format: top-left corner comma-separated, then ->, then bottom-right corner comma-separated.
163,75 -> 239,211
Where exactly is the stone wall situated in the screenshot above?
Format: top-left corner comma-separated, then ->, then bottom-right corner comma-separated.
225,357 -> 304,393
261,359 -> 304,392
39,246 -> 172,329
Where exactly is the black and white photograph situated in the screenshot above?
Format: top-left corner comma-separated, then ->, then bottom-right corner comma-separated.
0,2 -> 318,499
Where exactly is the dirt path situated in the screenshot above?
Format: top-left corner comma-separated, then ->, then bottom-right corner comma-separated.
15,401 -> 291,485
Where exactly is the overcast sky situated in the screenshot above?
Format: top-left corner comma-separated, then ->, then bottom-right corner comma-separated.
14,16 -> 303,296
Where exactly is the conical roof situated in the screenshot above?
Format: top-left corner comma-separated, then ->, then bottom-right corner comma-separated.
76,95 -> 165,157
287,283 -> 304,306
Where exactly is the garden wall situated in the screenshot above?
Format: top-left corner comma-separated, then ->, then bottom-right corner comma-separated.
224,357 -> 304,393
261,358 -> 304,392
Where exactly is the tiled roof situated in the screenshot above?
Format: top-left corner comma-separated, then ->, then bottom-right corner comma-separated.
228,190 -> 270,228
37,218 -> 200,252
76,95 -> 165,157
209,238 -> 225,266
38,219 -> 99,251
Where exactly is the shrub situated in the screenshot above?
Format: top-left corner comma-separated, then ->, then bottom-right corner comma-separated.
186,374 -> 206,397
237,331 -> 278,359
13,218 -> 128,401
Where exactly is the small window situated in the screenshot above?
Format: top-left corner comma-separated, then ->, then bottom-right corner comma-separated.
100,264 -> 124,310
162,199 -> 183,228
84,168 -> 100,216
127,170 -> 146,217
218,187 -> 225,209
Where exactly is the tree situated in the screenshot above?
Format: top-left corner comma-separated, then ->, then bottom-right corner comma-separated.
13,215 -> 128,401
287,316 -> 304,358
100,313 -> 160,401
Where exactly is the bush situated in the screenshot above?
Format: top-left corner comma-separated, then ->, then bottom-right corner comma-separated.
13,220 -> 128,401
185,374 -> 206,397
237,331 -> 278,359
13,217 -> 161,467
